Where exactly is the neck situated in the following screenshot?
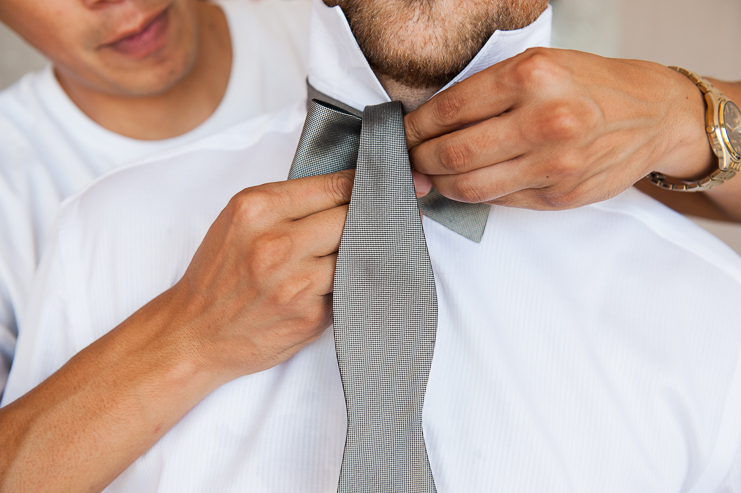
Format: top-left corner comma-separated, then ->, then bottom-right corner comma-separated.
56,2 -> 232,141
376,75 -> 440,113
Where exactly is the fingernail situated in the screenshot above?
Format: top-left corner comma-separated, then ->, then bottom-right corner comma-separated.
412,170 -> 432,198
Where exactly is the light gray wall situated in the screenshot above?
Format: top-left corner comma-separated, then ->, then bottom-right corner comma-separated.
0,22 -> 46,90
553,0 -> 741,81
552,0 -> 621,57
619,0 -> 741,80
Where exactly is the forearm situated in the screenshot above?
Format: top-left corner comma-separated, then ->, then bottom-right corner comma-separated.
0,172 -> 352,493
0,287 -> 216,493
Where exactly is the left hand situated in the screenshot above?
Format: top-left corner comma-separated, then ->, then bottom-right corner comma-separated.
405,47 -> 715,210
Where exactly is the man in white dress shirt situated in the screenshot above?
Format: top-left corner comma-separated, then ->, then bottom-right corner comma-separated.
2,0 -> 741,491
0,0 -> 310,393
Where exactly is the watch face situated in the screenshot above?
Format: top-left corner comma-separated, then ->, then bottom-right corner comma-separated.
721,100 -> 741,159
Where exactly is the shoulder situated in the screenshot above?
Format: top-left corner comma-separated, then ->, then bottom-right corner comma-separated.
0,69 -> 49,170
57,103 -> 306,240
0,66 -> 84,197
0,67 -> 62,158
0,67 -> 49,125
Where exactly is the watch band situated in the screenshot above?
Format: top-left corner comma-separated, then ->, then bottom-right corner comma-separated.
646,66 -> 739,192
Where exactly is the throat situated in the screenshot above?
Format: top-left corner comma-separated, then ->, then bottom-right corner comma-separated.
376,74 -> 441,113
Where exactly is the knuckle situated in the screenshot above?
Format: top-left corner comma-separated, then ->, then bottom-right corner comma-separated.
536,103 -> 585,142
515,48 -> 560,87
324,170 -> 354,203
301,305 -> 330,333
247,232 -> 293,278
433,91 -> 466,127
231,188 -> 275,225
405,114 -> 424,144
286,302 -> 329,343
538,188 -> 580,210
437,139 -> 472,173
450,176 -> 486,204
271,276 -> 311,307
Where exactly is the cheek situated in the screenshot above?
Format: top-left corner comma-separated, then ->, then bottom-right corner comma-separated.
1,0 -> 87,58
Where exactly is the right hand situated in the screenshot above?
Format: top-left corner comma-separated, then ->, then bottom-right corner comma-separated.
164,170 -> 354,384
0,170 -> 354,493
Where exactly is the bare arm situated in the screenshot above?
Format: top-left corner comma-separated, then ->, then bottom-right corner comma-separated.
0,171 -> 354,493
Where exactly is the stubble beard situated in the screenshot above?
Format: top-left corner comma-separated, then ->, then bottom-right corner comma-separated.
325,0 -> 547,90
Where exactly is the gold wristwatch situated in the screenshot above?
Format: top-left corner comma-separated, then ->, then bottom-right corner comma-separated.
647,66 -> 741,191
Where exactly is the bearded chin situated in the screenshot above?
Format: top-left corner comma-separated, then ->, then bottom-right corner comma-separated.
330,0 -> 546,89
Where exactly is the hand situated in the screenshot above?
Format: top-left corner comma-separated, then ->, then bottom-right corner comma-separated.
0,170 -> 354,493
405,47 -> 715,210
166,170 -> 354,384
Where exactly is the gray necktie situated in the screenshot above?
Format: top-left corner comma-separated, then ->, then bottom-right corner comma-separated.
288,95 -> 488,492
303,85 -> 491,243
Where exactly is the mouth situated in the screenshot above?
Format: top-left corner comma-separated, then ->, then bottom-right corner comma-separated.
103,7 -> 170,58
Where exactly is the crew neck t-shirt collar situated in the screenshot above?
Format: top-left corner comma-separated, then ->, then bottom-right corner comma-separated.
307,0 -> 552,113
32,0 -> 250,168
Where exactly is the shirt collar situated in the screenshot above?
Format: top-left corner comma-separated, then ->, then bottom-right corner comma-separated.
307,0 -> 553,113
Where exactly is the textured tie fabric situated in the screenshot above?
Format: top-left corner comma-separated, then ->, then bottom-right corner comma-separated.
304,86 -> 492,243
289,99 -> 438,492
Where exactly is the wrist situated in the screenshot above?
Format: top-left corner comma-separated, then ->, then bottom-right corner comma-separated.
652,66 -> 717,181
117,286 -> 225,401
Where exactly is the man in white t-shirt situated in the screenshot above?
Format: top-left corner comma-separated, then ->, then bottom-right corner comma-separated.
0,0 -> 311,391
2,0 -> 741,491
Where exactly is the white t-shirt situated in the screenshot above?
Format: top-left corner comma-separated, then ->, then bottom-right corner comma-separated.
0,0 -> 311,391
5,2 -> 741,490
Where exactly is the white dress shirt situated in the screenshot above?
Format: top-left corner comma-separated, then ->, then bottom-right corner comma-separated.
4,1 -> 741,491
0,0 -> 311,392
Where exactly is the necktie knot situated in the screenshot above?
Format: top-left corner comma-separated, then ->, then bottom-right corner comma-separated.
289,95 -> 491,242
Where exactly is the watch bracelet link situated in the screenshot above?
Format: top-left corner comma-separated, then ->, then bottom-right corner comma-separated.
646,66 -> 738,192
647,167 -> 736,191
671,66 -> 714,95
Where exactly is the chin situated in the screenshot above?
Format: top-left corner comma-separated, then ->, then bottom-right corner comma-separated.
109,50 -> 197,97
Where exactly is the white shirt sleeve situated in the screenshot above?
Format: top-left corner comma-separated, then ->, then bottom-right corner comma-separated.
0,298 -> 16,396
1,213 -> 76,406
717,440 -> 741,492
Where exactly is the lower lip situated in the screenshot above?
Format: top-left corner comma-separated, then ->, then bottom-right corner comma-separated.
107,9 -> 170,58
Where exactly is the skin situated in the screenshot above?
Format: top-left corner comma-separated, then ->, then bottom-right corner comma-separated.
0,170 -> 356,492
405,48 -> 741,222
0,0 -> 739,491
0,0 -> 490,487
0,0 -> 231,140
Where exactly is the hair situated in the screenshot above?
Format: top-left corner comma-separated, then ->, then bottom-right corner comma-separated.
325,0 -> 547,89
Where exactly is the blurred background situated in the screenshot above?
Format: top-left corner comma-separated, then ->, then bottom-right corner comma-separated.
1,0 -> 740,251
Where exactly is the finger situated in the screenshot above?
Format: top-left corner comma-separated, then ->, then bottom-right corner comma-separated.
310,254 -> 339,296
429,156 -> 549,204
263,170 -> 355,221
487,173 -> 608,211
292,204 -> 349,258
412,170 -> 432,198
405,62 -> 522,148
409,112 -> 529,176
